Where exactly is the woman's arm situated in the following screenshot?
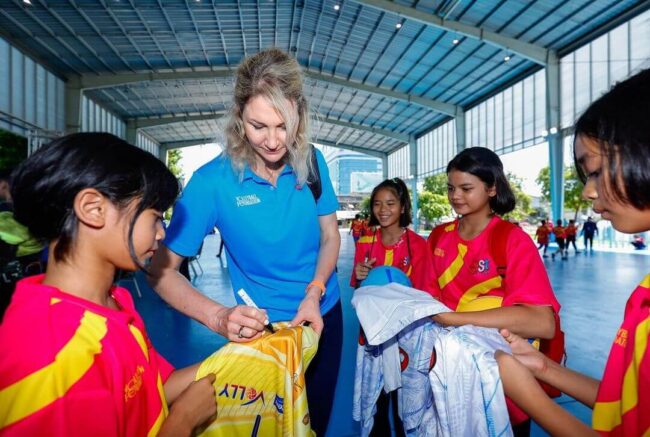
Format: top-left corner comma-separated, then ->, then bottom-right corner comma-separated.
433,304 -> 556,339
148,245 -> 267,342
290,212 -> 340,334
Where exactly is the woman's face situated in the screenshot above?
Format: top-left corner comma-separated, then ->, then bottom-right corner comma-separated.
575,134 -> 650,234
242,95 -> 291,168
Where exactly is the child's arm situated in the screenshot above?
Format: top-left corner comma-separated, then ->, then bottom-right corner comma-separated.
432,304 -> 556,339
495,350 -> 597,436
159,365 -> 217,437
501,328 -> 600,407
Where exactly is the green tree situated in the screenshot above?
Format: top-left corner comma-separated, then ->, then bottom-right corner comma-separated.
423,173 -> 448,195
536,166 -> 586,220
166,148 -> 184,180
418,191 -> 452,225
503,173 -> 533,222
0,129 -> 28,171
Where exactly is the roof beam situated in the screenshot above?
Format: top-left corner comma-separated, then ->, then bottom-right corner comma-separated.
354,0 -> 550,65
70,69 -> 234,90
314,138 -> 387,160
306,71 -> 459,116
160,138 -> 218,150
319,117 -> 410,143
127,112 -> 225,129
74,70 -> 459,117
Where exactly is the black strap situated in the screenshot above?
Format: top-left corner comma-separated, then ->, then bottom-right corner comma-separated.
306,145 -> 322,201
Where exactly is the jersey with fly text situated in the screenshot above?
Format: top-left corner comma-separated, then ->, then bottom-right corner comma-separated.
0,275 -> 173,436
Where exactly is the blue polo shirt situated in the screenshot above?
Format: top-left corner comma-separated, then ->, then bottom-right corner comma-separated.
164,149 -> 340,322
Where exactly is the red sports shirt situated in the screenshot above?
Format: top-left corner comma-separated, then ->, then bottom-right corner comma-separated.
592,274 -> 650,436
0,275 -> 173,436
535,225 -> 551,244
428,217 -> 560,313
351,228 -> 438,296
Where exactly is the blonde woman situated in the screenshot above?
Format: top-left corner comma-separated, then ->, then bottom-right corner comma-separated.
149,48 -> 342,434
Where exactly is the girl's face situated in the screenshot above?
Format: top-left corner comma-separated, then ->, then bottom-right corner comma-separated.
243,95 -> 291,169
575,135 -> 650,234
447,169 -> 495,217
372,188 -> 403,230
112,205 -> 166,270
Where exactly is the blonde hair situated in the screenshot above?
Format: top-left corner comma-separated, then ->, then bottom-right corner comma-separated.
224,48 -> 312,184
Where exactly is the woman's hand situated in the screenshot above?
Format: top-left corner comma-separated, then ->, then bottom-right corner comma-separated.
160,374 -> 217,436
290,288 -> 324,335
500,328 -> 548,377
354,258 -> 376,282
213,305 -> 268,342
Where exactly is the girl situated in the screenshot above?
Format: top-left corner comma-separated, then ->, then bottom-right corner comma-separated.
351,177 -> 437,437
0,133 -> 217,436
427,147 -> 560,433
535,219 -> 551,257
497,68 -> 650,436
352,177 -> 437,296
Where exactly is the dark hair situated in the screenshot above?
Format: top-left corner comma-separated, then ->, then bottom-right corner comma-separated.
368,177 -> 412,227
0,169 -> 12,183
11,133 -> 180,266
446,147 -> 516,215
573,68 -> 650,209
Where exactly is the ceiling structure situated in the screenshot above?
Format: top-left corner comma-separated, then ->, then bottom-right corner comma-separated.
1,0 -> 647,155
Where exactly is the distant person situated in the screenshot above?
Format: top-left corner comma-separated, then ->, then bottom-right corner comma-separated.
551,219 -> 567,260
581,216 -> 598,251
565,219 -> 580,254
535,219 -> 551,257
495,67 -> 650,437
631,234 -> 646,250
0,133 -> 217,435
349,213 -> 365,243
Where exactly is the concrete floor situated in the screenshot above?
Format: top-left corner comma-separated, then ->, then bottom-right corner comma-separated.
128,230 -> 649,437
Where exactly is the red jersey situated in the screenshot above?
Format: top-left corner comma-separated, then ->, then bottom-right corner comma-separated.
351,228 -> 438,296
565,224 -> 577,237
553,225 -> 566,240
427,217 -> 560,313
350,219 -> 365,238
535,225 -> 551,244
592,274 -> 650,436
0,275 -> 173,436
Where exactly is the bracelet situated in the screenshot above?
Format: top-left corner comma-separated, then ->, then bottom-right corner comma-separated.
307,280 -> 326,300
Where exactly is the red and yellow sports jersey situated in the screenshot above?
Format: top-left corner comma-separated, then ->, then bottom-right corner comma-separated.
565,224 -> 577,237
351,228 -> 438,296
0,275 -> 173,436
195,323 -> 318,437
535,225 -> 551,244
552,225 -> 566,239
350,219 -> 365,238
427,217 -> 560,313
592,274 -> 650,436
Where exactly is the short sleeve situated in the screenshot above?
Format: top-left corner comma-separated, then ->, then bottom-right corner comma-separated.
501,228 -> 560,313
153,350 -> 175,382
408,232 -> 440,298
313,149 -> 338,216
164,171 -> 219,257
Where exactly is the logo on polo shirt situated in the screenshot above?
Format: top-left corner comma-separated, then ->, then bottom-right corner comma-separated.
236,194 -> 261,207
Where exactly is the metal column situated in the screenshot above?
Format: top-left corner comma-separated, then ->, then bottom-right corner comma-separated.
546,52 -> 564,222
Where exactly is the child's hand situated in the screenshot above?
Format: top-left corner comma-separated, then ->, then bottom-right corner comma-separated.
500,328 -> 548,377
164,373 -> 217,435
354,258 -> 376,281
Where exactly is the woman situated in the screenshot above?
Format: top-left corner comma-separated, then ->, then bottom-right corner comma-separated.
148,48 -> 342,435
